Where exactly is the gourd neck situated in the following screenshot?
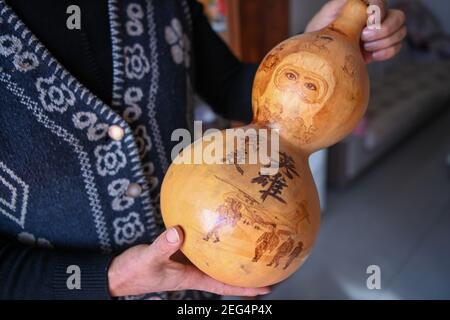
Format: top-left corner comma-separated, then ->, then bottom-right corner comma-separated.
326,0 -> 368,45
252,121 -> 316,156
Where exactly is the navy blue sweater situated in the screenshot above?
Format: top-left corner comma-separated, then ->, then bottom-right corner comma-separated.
0,0 -> 256,299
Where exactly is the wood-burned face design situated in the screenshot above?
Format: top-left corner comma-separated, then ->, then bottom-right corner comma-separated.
257,51 -> 336,137
274,64 -> 328,105
271,52 -> 335,111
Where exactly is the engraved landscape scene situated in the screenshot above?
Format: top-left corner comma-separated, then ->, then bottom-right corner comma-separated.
202,145 -> 311,271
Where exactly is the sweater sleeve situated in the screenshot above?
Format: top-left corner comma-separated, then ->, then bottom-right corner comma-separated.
189,0 -> 258,123
0,236 -> 113,300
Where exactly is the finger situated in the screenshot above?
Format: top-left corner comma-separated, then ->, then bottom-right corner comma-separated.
364,26 -> 407,52
180,265 -> 271,297
147,226 -> 184,261
371,42 -> 403,61
362,9 -> 406,42
365,0 -> 387,20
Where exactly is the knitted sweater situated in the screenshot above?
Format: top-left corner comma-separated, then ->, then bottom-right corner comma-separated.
0,0 -> 256,299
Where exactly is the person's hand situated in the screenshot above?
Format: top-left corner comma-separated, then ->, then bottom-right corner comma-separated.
305,0 -> 407,63
107,226 -> 271,297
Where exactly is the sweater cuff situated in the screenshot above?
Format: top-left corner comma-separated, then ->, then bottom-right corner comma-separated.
52,252 -> 113,300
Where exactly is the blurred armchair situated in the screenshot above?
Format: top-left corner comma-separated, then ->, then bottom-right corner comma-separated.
328,0 -> 450,187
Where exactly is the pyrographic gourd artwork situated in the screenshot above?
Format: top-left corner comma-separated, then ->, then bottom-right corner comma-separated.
161,0 -> 370,287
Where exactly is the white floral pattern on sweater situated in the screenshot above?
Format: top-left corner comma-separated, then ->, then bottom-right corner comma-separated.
113,212 -> 145,245
36,75 -> 76,113
124,44 -> 150,80
165,18 -> 190,68
94,141 -> 127,176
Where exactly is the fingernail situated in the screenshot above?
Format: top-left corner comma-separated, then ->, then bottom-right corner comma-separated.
166,228 -> 179,244
362,29 -> 375,40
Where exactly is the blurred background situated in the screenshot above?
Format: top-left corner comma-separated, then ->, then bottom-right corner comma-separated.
196,0 -> 450,299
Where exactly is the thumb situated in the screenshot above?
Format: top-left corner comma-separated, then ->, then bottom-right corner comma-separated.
147,226 -> 184,262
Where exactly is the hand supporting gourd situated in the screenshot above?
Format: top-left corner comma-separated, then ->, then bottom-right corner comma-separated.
108,227 -> 271,297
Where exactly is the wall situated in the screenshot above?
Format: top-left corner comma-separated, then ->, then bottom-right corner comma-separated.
289,0 -> 328,36
421,0 -> 450,33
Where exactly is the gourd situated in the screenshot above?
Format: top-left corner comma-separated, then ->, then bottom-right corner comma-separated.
161,0 -> 370,287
